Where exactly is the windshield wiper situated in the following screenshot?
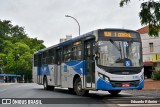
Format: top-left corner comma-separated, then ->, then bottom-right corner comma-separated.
119,42 -> 123,60
109,39 -> 120,51
109,39 -> 123,60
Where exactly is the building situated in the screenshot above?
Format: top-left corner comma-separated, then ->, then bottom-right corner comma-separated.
60,35 -> 72,43
137,26 -> 160,78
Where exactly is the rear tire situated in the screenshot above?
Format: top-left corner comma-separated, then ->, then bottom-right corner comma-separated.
43,77 -> 54,90
108,90 -> 121,95
74,78 -> 89,96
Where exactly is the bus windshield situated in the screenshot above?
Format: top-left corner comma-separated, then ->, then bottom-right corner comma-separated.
97,40 -> 141,67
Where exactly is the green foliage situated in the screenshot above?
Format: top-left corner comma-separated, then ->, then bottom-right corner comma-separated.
120,0 -> 130,7
0,53 -> 6,67
120,0 -> 160,37
14,42 -> 30,55
0,38 -> 4,52
0,19 -> 45,82
5,52 -> 15,74
3,40 -> 13,54
152,70 -> 160,80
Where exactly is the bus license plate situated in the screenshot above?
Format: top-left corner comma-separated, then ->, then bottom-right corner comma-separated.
122,83 -> 130,87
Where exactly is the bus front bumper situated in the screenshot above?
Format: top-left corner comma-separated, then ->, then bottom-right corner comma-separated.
96,78 -> 144,91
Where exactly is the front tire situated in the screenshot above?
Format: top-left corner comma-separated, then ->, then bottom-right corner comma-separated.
108,90 -> 121,95
74,78 -> 89,96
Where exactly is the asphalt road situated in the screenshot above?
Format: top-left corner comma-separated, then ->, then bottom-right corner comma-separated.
0,83 -> 160,107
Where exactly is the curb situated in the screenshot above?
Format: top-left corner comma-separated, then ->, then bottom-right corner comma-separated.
142,89 -> 160,91
122,89 -> 160,92
0,83 -> 15,86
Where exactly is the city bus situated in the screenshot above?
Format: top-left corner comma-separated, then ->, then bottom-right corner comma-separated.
32,28 -> 144,96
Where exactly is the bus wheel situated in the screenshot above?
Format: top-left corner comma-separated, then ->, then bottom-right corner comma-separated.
74,78 -> 89,96
43,77 -> 49,90
108,90 -> 121,95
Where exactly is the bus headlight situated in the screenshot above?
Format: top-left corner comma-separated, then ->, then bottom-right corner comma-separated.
104,76 -> 109,82
98,73 -> 109,82
98,73 -> 103,78
140,74 -> 144,81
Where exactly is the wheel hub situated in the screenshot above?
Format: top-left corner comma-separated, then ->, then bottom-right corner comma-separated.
77,83 -> 82,91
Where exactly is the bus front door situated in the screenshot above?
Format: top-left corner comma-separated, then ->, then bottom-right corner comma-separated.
84,39 -> 95,88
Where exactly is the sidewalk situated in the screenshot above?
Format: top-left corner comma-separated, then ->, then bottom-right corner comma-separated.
143,79 -> 160,90
122,79 -> 160,92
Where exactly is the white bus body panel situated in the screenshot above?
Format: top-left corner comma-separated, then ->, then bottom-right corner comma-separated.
32,67 -> 37,83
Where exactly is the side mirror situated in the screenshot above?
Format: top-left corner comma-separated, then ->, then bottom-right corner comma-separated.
95,43 -> 98,53
95,53 -> 100,60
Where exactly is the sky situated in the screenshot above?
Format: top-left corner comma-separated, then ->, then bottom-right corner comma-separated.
0,0 -> 144,47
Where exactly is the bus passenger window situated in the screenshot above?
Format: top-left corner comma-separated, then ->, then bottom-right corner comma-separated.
72,41 -> 82,61
63,45 -> 72,62
48,48 -> 55,64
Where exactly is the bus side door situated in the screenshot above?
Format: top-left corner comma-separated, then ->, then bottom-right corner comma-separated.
55,48 -> 62,86
37,53 -> 43,84
84,39 -> 95,88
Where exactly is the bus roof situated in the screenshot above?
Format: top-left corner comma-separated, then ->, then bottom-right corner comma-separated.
35,30 -> 95,54
35,28 -> 139,54
99,28 -> 139,33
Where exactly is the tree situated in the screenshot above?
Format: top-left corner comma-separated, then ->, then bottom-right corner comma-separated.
17,52 -> 32,82
3,40 -> 14,54
21,37 -> 45,51
0,53 -> 6,73
5,53 -> 15,74
0,38 -> 3,52
0,19 -> 45,82
120,0 -> 160,37
14,42 -> 30,56
0,20 -> 12,39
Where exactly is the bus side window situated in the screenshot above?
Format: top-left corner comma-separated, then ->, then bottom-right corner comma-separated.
63,45 -> 72,62
48,48 -> 55,64
72,42 -> 82,61
42,51 -> 48,65
38,54 -> 42,67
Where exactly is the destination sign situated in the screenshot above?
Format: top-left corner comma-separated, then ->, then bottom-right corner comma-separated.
104,32 -> 131,38
100,31 -> 139,39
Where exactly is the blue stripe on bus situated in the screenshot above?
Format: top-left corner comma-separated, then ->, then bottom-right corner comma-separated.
37,61 -> 87,76
64,61 -> 87,75
96,78 -> 144,90
38,65 -> 50,76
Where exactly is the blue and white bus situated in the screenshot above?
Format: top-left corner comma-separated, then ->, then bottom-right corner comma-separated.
33,28 -> 144,96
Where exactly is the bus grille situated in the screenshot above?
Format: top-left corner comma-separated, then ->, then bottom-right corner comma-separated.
110,80 -> 140,87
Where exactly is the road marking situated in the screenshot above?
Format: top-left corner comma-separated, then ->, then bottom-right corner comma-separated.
118,104 -> 160,106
